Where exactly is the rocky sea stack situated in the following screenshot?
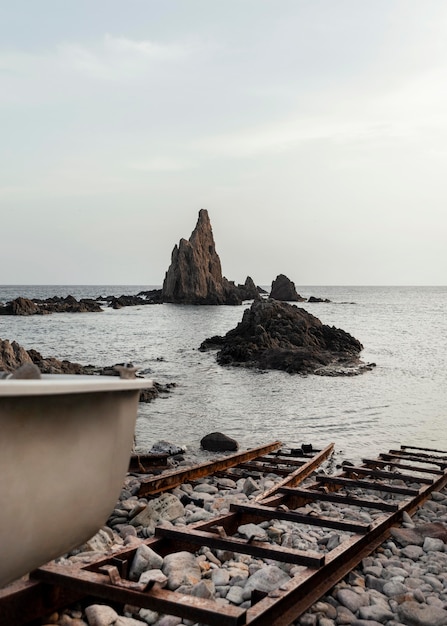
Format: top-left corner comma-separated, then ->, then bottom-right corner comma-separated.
200,299 -> 372,376
162,209 -> 259,305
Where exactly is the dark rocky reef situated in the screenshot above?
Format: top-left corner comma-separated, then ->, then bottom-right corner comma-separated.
0,295 -> 102,316
308,296 -> 331,303
162,209 -> 259,305
0,338 -> 172,402
200,299 -> 373,376
104,290 -> 163,309
269,274 -> 305,302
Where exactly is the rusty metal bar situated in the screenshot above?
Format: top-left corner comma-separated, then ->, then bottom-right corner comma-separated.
315,475 -> 420,495
154,526 -> 325,567
137,441 -> 282,496
243,457 -> 447,626
342,465 -> 433,484
277,487 -> 400,512
387,449 -> 447,465
362,458 -> 444,475
401,444 -> 447,455
235,462 -> 292,476
34,563 -> 247,626
0,579 -> 84,626
229,502 -> 371,533
255,443 -> 334,502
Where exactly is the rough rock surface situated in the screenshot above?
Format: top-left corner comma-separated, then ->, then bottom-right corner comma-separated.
200,299 -> 367,375
200,432 -> 239,452
0,338 -> 162,400
0,295 -> 102,315
269,274 -> 305,302
162,209 -> 252,305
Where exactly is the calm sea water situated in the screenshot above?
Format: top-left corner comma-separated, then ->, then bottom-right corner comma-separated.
1,285 -> 446,463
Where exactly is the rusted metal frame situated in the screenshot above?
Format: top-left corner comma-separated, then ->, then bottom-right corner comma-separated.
255,443 -> 334,503
34,563 -> 246,626
243,461 -> 447,626
315,475 -> 419,496
342,465 -> 433,485
137,440 -> 282,496
229,502 -> 371,534
362,458 -> 444,475
276,487 -> 400,512
0,579 -> 85,626
154,526 -> 325,567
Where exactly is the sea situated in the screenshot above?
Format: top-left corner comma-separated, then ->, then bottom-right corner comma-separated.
1,285 -> 446,464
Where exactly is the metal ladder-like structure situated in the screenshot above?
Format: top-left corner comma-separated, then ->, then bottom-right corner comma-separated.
2,444 -> 447,626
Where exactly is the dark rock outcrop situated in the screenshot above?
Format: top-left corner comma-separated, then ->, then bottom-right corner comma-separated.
200,432 -> 239,452
308,296 -> 331,303
0,295 -> 103,315
0,297 -> 44,316
269,275 -> 305,302
162,209 -> 243,305
0,339 -> 169,401
200,299 -> 369,376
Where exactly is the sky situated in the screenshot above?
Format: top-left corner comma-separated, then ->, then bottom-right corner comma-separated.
1,1 -> 447,286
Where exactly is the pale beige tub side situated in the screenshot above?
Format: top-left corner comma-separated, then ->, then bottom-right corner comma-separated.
0,376 -> 152,588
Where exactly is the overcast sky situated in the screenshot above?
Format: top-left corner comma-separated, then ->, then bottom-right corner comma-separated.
1,1 -> 447,286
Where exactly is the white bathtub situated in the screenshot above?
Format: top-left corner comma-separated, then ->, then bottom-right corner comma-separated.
0,374 -> 152,588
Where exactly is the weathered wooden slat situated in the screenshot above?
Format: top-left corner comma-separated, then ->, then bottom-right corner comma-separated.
342,465 -> 433,485
315,475 -> 419,495
229,502 -> 371,533
137,441 -> 282,496
277,487 -> 400,512
154,526 -> 325,567
362,458 -> 444,475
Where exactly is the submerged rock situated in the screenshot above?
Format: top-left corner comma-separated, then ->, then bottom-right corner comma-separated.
200,299 -> 367,376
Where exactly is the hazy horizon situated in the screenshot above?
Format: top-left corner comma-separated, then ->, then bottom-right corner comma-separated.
2,1 -> 447,286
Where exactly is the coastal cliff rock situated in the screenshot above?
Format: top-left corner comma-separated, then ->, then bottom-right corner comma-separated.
0,338 -> 167,400
269,274 -> 305,302
199,299 -> 370,376
162,209 -> 246,305
0,338 -> 86,374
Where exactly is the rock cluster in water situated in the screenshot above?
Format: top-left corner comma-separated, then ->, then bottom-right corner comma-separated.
162,209 -> 261,305
0,338 -> 169,401
0,295 -> 103,315
200,299 -> 370,375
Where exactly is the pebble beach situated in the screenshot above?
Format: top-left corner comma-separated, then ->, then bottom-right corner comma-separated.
34,450 -> 447,626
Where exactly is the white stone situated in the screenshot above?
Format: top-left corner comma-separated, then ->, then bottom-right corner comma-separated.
129,544 -> 164,580
85,604 -> 118,626
162,551 -> 201,590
